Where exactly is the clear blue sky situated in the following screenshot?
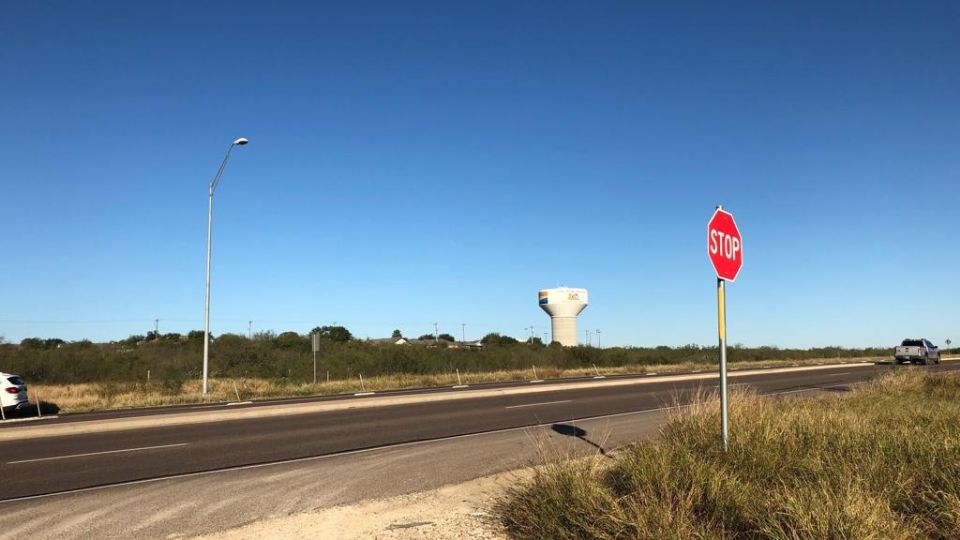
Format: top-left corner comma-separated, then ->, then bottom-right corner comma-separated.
1,1 -> 957,348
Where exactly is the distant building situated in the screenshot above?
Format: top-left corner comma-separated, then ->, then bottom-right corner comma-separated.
368,337 -> 410,346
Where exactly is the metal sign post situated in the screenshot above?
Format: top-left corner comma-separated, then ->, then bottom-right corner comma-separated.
708,205 -> 743,452
717,277 -> 728,451
311,333 -> 320,385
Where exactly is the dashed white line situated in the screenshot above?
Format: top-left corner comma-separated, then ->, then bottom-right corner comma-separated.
505,400 -> 572,409
7,443 -> 189,465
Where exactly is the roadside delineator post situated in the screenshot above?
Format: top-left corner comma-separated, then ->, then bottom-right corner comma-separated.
531,365 -> 543,383
453,368 -> 468,388
592,363 -> 605,379
311,332 -> 320,385
707,205 -> 744,452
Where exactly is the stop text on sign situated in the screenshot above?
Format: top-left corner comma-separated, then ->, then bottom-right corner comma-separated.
709,230 -> 740,260
707,207 -> 743,281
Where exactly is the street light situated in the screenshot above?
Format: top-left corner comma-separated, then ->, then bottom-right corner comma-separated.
202,137 -> 249,395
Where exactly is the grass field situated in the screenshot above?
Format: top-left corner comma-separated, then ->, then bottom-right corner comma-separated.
20,356 -> 887,414
497,368 -> 960,539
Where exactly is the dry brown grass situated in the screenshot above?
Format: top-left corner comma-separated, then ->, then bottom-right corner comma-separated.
497,369 -> 960,539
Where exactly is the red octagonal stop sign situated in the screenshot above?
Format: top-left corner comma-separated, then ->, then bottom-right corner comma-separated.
707,208 -> 743,281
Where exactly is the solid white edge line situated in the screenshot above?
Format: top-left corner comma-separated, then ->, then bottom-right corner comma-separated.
7,443 -> 188,465
504,400 -> 572,409
0,385 -> 824,504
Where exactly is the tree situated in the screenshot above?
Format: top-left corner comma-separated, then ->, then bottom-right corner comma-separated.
20,337 -> 45,349
253,330 -> 275,342
44,338 -> 66,349
187,330 -> 206,341
73,339 -> 94,349
160,333 -> 182,342
481,333 -> 519,346
438,333 -> 456,342
311,325 -> 353,343
122,334 -> 146,346
273,331 -> 305,349
391,329 -> 403,339
417,334 -> 435,341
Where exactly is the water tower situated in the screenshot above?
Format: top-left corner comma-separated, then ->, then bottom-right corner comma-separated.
538,287 -> 588,346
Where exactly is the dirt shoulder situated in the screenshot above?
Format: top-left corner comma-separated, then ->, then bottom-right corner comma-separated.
193,470 -> 520,540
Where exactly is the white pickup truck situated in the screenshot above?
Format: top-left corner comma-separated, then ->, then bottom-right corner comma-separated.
894,339 -> 940,365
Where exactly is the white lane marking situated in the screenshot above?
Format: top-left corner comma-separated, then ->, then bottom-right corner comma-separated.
226,401 -> 253,406
774,388 -> 820,396
504,400 -> 572,409
0,385 -> 840,503
775,385 -> 847,395
7,443 -> 188,465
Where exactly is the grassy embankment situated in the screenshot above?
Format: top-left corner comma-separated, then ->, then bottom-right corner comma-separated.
24,356 -> 888,414
498,369 -> 960,539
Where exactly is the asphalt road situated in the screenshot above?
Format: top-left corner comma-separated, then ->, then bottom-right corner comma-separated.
1,361 -> 955,502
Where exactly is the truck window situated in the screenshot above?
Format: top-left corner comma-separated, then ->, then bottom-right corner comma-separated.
901,340 -> 923,347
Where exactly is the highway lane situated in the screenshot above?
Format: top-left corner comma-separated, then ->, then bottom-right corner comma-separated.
1,362 -> 953,501
0,360 -> 889,427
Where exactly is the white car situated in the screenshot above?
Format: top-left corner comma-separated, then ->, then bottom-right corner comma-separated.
1,372 -> 28,414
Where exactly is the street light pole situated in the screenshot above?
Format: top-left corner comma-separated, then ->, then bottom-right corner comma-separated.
202,137 -> 248,395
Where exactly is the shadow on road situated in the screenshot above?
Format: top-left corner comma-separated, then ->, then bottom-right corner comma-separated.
1,401 -> 60,421
551,423 -> 609,456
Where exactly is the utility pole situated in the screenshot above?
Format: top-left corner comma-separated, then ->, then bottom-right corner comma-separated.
461,323 -> 466,343
434,322 -> 439,343
154,318 -> 159,338
596,329 -> 602,348
248,320 -> 253,340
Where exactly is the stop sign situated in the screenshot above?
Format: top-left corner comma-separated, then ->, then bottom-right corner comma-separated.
707,208 -> 743,281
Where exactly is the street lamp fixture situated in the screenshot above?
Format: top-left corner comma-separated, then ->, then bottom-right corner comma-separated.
202,137 -> 249,395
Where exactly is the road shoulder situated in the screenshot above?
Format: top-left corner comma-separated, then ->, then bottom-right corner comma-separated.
192,470 -> 517,540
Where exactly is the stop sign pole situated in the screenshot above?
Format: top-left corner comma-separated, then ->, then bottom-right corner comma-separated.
707,205 -> 743,452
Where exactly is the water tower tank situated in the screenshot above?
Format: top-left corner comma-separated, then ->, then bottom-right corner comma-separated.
538,287 -> 588,346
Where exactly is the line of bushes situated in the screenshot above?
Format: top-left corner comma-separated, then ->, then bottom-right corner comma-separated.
0,330 -> 890,385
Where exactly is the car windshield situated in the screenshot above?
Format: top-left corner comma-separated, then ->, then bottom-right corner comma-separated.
6,376 -> 24,386
901,340 -> 923,347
